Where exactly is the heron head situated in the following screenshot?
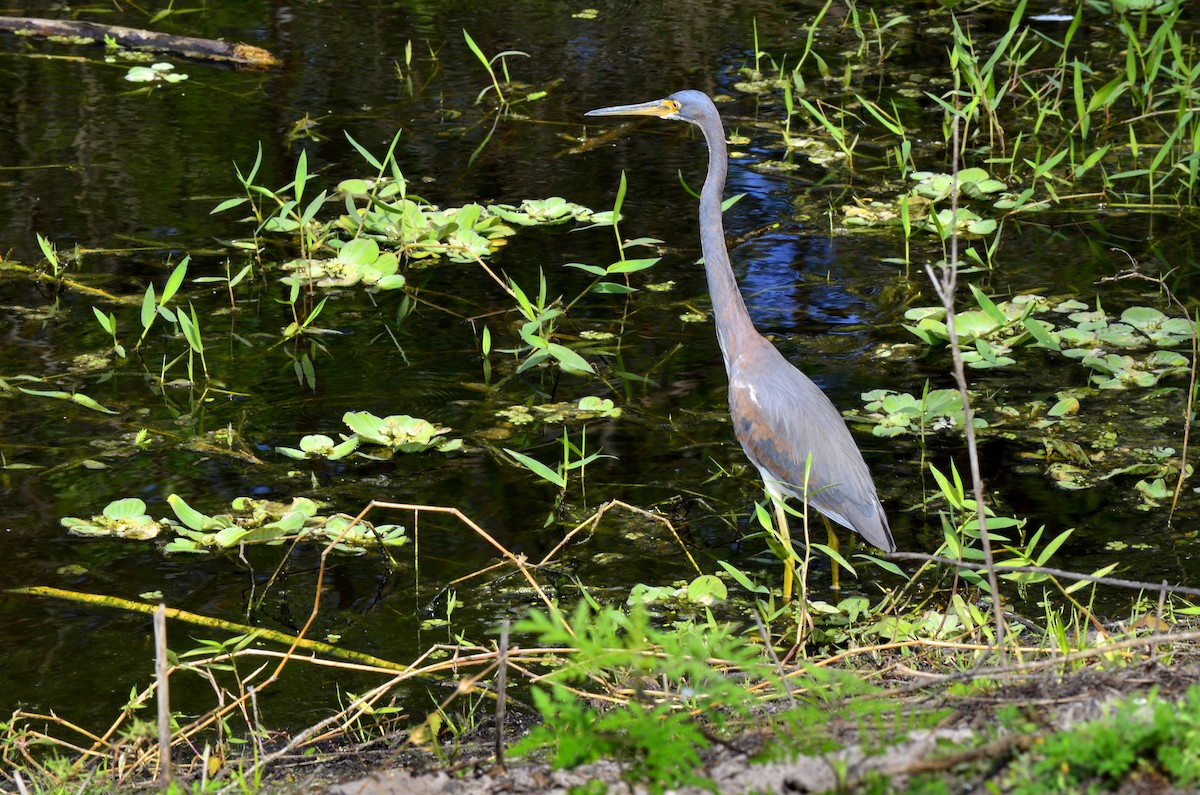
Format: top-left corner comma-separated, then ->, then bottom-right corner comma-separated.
585,90 -> 712,125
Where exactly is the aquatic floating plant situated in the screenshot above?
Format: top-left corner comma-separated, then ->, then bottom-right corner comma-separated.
61,496 -> 408,556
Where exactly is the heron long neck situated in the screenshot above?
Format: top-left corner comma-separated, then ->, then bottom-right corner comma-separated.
695,112 -> 757,368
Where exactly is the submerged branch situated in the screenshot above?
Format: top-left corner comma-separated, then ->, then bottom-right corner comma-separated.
0,17 -> 278,67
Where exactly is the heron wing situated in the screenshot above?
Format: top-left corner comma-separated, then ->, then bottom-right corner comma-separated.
727,339 -> 894,551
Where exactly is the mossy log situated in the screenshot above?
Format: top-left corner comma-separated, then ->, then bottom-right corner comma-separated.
0,16 -> 278,67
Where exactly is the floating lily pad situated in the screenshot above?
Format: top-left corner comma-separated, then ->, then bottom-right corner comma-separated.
923,207 -> 997,236
156,495 -> 407,556
125,62 -> 188,84
276,434 -> 359,461
855,388 -> 983,437
281,237 -> 405,290
61,498 -> 163,540
317,514 -> 408,554
495,396 -> 623,427
342,411 -> 461,454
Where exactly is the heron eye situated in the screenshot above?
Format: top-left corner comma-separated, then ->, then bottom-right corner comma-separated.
665,100 -> 680,112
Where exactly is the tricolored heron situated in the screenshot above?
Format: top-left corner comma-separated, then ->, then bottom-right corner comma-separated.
586,90 -> 895,602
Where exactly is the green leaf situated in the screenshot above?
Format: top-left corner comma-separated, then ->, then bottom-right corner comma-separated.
178,306 -> 203,353
606,257 -> 660,275
591,282 -> 636,295
503,448 -> 566,488
161,257 -> 189,306
716,560 -> 771,594
929,462 -> 963,510
565,263 -> 606,276
344,131 -> 385,171
686,574 -> 727,604
969,284 -> 1007,326
104,498 -> 148,521
545,343 -> 594,375
92,306 -> 115,334
854,553 -> 904,576
210,197 -> 247,215
1022,317 -> 1061,351
167,494 -> 213,532
1034,527 -> 1073,567
71,393 -> 117,414
613,170 -> 627,217
294,149 -> 309,204
140,284 -> 157,331
811,543 -> 857,578
18,387 -> 72,400
462,28 -> 488,70
1064,563 -> 1117,594
36,233 -> 58,267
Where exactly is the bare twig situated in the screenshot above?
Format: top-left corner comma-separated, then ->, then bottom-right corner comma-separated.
495,620 -> 510,768
154,605 -> 171,788
924,93 -> 1007,660
889,552 -> 1200,597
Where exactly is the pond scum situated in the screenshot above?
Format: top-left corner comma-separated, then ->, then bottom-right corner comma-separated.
7,1 -> 1200,793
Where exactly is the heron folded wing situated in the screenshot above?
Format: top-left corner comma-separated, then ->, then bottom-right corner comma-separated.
727,347 -> 895,551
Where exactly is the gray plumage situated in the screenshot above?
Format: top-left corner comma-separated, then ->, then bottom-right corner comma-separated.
586,90 -> 894,584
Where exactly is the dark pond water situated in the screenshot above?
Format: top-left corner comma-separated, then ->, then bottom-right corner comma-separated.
2,0 -> 1199,731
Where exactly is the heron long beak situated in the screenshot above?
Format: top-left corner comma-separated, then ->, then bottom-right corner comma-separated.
585,98 -> 675,118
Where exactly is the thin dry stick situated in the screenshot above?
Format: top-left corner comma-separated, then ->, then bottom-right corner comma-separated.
495,619 -> 510,768
154,605 -> 171,789
269,497 -> 573,696
367,500 -> 573,629
890,552 -> 1200,597
871,627 -> 1200,700
538,499 -> 701,574
924,106 -> 1006,659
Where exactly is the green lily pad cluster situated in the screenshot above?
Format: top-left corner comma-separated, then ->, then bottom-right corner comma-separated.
495,396 -> 622,427
922,207 -> 997,236
164,494 -> 319,553
61,496 -> 408,556
842,195 -> 930,227
1058,304 -> 1194,350
333,184 -> 607,265
841,167 -> 1007,234
163,495 -> 406,555
490,197 -> 600,225
903,287 -> 1042,369
909,168 -> 1007,202
341,410 -> 462,455
277,411 -> 461,462
626,574 -> 728,607
124,63 -> 188,84
1040,444 -> 1188,507
281,237 -> 405,290
904,292 -> 1196,381
854,388 -> 986,437
1078,350 -> 1190,389
276,433 -> 359,461
61,498 -> 163,540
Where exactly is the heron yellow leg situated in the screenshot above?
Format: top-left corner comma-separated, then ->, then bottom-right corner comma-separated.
824,517 -> 840,593
774,499 -> 795,603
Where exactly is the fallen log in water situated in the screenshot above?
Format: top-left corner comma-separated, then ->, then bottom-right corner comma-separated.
0,16 -> 278,67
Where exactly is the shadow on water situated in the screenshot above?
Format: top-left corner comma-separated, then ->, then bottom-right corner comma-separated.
1,0 -> 1199,730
